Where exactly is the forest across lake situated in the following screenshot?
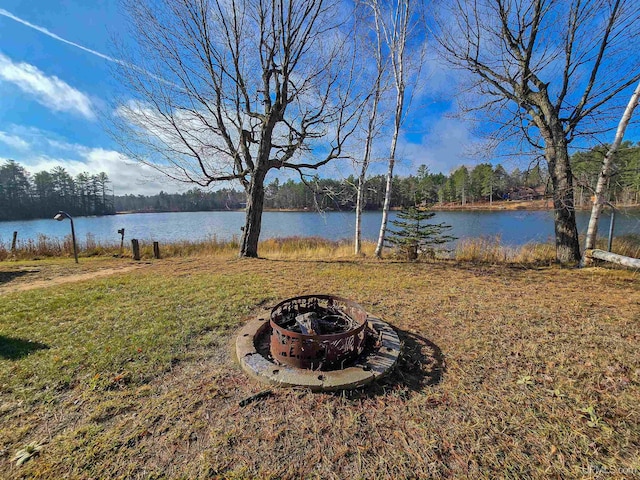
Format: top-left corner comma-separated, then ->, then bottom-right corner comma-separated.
3,141 -> 640,221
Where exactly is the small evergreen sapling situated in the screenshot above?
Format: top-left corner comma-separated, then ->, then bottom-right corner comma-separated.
385,206 -> 456,260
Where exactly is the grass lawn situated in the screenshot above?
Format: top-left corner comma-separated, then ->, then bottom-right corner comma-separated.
0,254 -> 639,479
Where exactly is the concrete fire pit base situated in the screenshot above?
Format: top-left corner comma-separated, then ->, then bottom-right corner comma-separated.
236,314 -> 400,391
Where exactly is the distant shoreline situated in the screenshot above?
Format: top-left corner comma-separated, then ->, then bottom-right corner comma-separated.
113,199 -> 640,215
431,199 -> 553,211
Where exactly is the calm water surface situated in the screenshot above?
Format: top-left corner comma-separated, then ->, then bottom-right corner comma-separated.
1,209 -> 639,247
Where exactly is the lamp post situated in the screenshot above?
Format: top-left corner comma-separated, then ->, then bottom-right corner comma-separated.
54,211 -> 78,263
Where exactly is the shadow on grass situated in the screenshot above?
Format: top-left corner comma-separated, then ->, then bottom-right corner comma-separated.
257,256 -> 557,272
0,336 -> 49,360
336,329 -> 446,400
0,270 -> 36,285
393,329 -> 446,389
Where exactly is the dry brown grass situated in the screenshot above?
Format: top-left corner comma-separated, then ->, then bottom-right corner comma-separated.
1,254 -> 639,479
454,236 -> 557,264
434,199 -> 552,211
0,235 -> 375,262
455,234 -> 640,266
601,233 -> 640,259
4,232 -> 639,266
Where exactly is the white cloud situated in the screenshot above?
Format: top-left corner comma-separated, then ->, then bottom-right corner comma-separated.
0,131 -> 29,150
19,148 -> 182,196
0,52 -> 95,119
45,138 -> 92,155
115,100 -> 245,182
84,148 -> 182,195
0,125 -> 184,195
414,50 -> 461,100
399,116 -> 490,175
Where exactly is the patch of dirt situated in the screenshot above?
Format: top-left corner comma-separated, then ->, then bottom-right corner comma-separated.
0,261 -> 152,294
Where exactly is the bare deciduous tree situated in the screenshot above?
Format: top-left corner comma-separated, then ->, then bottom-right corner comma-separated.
582,79 -> 640,264
353,1 -> 389,256
434,0 -> 640,262
113,0 -> 359,257
371,0 -> 425,259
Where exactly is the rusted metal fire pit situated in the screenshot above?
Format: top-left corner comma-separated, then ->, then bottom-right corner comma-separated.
236,293 -> 400,390
270,295 -> 368,370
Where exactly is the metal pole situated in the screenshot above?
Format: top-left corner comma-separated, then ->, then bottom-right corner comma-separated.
69,216 -> 79,263
54,211 -> 79,263
607,205 -> 616,253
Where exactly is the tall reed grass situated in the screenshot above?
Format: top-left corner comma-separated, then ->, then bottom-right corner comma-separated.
454,236 -> 556,264
0,234 -> 372,261
0,233 -> 239,261
597,233 -> 640,259
454,233 -> 640,264
1,232 -> 638,264
258,236 -> 376,259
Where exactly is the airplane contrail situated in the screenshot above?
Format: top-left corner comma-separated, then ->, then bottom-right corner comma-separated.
0,8 -> 179,88
0,8 -> 123,64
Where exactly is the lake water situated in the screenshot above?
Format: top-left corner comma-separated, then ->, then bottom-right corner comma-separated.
1,209 -> 639,247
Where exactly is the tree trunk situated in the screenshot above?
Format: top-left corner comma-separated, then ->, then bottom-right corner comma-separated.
355,178 -> 365,255
355,84 -> 382,256
373,0 -> 412,259
239,168 -> 268,258
489,177 -> 493,206
545,131 -> 581,263
586,249 -> 640,269
579,185 -> 583,208
374,87 -> 404,258
374,155 -> 396,258
583,80 -> 640,264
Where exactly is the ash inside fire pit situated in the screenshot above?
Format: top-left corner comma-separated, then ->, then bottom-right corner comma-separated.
278,307 -> 359,335
270,295 -> 369,370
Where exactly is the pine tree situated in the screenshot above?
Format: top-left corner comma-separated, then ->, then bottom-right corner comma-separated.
385,206 -> 456,261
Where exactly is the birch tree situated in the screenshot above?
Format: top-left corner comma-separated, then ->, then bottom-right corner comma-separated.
435,0 -> 640,263
113,0 -> 359,257
372,0 -> 425,259
353,1 -> 389,255
582,80 -> 640,264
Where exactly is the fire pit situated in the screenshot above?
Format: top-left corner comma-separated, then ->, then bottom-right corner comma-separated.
236,294 -> 401,391
270,295 -> 368,370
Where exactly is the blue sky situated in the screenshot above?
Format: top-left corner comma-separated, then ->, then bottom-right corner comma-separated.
0,1 -> 482,195
2,2 -> 635,196
0,1 -> 179,194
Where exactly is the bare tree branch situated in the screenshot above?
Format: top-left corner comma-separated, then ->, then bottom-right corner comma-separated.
112,0 -> 360,256
433,0 -> 640,262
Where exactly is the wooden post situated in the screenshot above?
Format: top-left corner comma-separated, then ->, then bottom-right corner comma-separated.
131,239 -> 140,261
118,228 -> 125,255
11,231 -> 17,252
153,241 -> 160,259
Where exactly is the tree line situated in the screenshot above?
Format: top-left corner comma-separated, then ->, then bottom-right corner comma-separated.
0,160 -> 114,221
573,141 -> 640,207
3,141 -> 639,220
113,163 -> 550,212
263,165 -> 543,211
114,188 -> 245,213
107,142 -> 640,212
264,143 -> 640,210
